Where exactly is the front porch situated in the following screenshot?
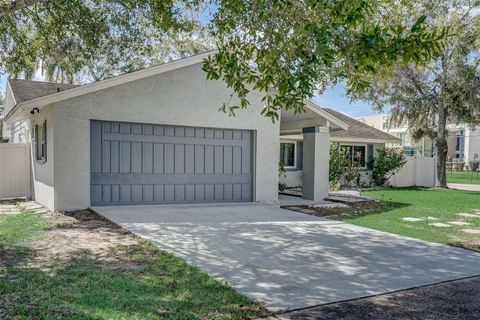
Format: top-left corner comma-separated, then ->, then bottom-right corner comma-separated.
279,103 -> 348,201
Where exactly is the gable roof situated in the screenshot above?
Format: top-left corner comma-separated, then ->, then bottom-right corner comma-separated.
3,52 -> 348,131
8,79 -> 79,104
323,108 -> 400,143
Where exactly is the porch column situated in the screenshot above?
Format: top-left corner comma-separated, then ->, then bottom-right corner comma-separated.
302,126 -> 330,201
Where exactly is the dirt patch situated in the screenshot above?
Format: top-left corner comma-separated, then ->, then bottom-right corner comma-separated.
2,209 -> 142,272
283,199 -> 386,218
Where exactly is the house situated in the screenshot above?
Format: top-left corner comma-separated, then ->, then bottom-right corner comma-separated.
2,52 -> 353,211
357,114 -> 480,162
279,109 -> 400,188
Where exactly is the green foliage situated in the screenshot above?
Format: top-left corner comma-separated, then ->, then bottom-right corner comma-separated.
278,161 -> 286,192
370,148 -> 407,186
204,0 -> 446,120
354,0 -> 480,186
454,162 -> 465,172
343,163 -> 361,188
1,0 -> 444,117
469,161 -> 480,172
329,142 -> 350,183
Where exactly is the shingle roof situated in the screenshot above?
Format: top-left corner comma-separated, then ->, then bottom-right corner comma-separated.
8,79 -> 79,104
323,108 -> 400,142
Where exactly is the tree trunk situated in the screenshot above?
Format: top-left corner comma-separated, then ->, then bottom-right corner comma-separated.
435,108 -> 448,188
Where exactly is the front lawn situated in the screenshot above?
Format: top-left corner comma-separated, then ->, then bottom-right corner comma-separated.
0,208 -> 268,320
447,171 -> 480,185
337,188 -> 480,251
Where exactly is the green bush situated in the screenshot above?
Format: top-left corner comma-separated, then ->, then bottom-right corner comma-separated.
454,162 -> 465,172
468,161 -> 479,172
370,148 -> 407,186
329,142 -> 350,184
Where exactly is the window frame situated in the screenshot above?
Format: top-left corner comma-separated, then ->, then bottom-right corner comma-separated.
34,120 -> 47,164
279,141 -> 297,169
340,143 -> 367,169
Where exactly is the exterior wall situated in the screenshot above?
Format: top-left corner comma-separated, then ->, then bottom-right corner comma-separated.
52,63 -> 279,211
26,105 -> 55,210
465,127 -> 480,162
357,114 -> 391,131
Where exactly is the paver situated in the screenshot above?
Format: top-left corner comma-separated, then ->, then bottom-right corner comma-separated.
448,221 -> 472,226
461,229 -> 480,234
430,223 -> 452,228
457,213 -> 480,218
402,217 -> 424,222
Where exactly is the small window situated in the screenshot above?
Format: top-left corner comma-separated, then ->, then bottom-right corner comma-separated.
280,142 -> 295,167
383,122 -> 389,130
34,120 -> 47,163
341,144 -> 366,167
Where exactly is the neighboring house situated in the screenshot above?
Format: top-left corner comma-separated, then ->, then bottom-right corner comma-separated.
357,114 -> 480,161
279,109 -> 400,188
2,52 -> 351,211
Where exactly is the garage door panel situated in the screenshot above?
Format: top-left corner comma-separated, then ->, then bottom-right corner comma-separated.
91,120 -> 253,205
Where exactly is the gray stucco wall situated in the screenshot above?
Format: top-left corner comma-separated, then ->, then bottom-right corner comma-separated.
51,63 -> 279,211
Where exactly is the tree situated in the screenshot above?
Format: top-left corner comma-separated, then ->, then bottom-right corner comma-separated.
1,1 -> 445,114
355,0 -> 480,187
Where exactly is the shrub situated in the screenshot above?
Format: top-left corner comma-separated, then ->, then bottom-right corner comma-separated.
343,161 -> 361,187
469,161 -> 480,172
454,162 -> 465,172
329,142 -> 350,184
370,148 -> 407,186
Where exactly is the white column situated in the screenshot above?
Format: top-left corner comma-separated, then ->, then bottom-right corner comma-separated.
302,126 -> 330,201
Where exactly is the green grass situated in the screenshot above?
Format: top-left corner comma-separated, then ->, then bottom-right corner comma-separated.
0,214 -> 268,319
447,171 -> 480,185
337,187 -> 480,250
0,211 -> 50,245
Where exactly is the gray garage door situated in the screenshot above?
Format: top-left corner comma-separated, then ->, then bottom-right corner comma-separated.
90,120 -> 253,206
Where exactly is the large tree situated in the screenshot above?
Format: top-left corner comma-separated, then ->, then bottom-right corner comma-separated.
0,0 -> 445,115
355,0 -> 480,187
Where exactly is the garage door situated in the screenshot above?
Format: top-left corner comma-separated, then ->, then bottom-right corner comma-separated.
90,120 -> 253,205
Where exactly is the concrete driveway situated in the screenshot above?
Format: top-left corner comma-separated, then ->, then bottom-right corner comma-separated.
94,204 -> 480,310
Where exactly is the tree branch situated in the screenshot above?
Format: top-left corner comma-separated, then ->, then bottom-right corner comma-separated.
0,0 -> 42,18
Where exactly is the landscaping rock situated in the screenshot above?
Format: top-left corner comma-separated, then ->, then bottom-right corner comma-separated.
311,202 -> 350,209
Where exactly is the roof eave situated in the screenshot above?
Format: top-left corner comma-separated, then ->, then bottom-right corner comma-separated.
4,51 -> 215,122
304,100 -> 349,131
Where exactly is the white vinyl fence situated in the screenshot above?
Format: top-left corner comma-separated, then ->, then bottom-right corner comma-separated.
389,156 -> 436,188
0,143 -> 31,198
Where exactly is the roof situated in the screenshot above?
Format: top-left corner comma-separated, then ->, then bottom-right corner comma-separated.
8,79 -> 79,104
323,108 -> 401,143
3,52 -> 348,131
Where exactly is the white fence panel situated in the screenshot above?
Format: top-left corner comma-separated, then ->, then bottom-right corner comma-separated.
389,156 -> 435,188
0,143 -> 31,198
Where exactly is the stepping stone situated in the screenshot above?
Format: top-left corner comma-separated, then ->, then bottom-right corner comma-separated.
426,216 -> 440,221
457,213 -> 480,218
461,229 -> 480,234
447,221 -> 472,226
402,217 -> 424,222
430,223 -> 452,228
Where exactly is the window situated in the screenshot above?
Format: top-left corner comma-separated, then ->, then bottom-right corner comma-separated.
341,145 -> 366,167
382,122 -> 390,130
280,142 -> 295,167
34,120 -> 47,163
